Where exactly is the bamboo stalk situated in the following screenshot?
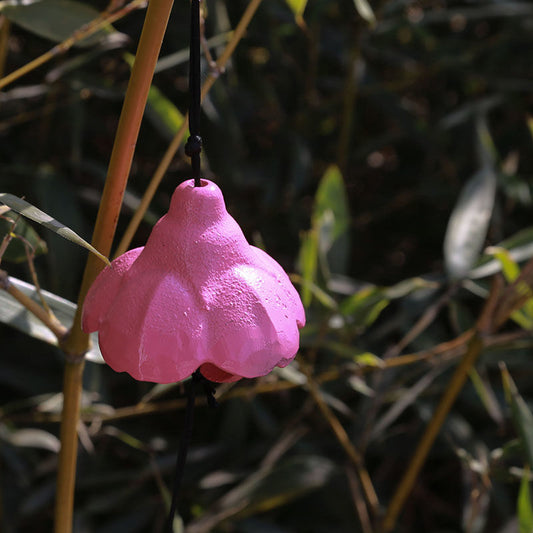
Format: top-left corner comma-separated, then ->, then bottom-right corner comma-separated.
54,1 -> 175,531
0,16 -> 10,79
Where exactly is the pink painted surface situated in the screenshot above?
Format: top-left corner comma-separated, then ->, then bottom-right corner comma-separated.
82,179 -> 305,383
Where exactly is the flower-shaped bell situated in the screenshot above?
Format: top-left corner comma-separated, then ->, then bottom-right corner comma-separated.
82,179 -> 305,383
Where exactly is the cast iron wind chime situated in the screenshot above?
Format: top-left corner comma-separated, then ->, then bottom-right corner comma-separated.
82,1 -> 305,530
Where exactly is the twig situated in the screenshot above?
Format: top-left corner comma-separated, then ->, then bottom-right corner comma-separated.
381,277 -> 503,532
346,464 -> 374,533
0,0 -> 146,91
0,16 -> 9,79
0,270 -> 67,340
298,357 -> 379,516
381,334 -> 484,532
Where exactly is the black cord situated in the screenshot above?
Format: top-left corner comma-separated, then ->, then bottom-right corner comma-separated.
164,371 -> 217,533
184,0 -> 202,187
164,374 -> 197,533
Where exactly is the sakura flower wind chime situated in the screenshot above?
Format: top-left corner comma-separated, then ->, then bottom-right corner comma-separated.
82,1 -> 305,529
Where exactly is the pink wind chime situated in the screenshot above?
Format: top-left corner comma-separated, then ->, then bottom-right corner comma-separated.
81,1 -> 305,529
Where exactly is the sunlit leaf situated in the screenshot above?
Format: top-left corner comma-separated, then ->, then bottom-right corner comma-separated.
2,0 -> 114,47
145,84 -> 186,141
285,0 -> 307,17
443,166 -> 496,280
0,276 -> 103,363
353,0 -> 376,26
519,466 -> 533,533
123,52 -> 186,141
313,165 -> 350,273
471,226 -> 533,279
486,246 -> 521,282
486,247 -> 533,329
0,193 -> 109,265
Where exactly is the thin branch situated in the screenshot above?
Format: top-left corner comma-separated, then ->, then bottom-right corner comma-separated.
0,270 -> 67,340
0,0 -> 146,91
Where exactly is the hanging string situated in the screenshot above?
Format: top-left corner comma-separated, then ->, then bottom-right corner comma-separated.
164,370 -> 217,532
184,0 -> 202,187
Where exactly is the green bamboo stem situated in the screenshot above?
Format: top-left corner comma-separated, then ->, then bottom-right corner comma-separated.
54,1 -> 175,532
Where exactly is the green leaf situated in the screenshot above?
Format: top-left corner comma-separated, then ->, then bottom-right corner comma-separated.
290,273 -> 337,310
443,166 -> 496,280
485,247 -> 533,329
0,275 -> 103,363
486,246 -> 521,282
0,193 -> 109,266
340,286 -> 389,328
123,52 -> 186,141
297,229 -> 319,308
0,214 -> 47,263
519,466 -> 533,533
353,0 -> 376,26
501,364 -> 533,466
285,0 -> 307,17
470,226 -> 533,279
145,84 -> 186,141
2,0 -> 113,47
313,165 -> 350,250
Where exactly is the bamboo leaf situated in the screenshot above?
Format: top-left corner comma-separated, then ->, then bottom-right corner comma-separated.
0,213 -> 48,263
0,426 -> 60,453
296,230 -> 319,308
0,276 -> 103,363
285,0 -> 307,17
443,166 -> 496,280
486,246 -> 521,282
353,0 -> 376,26
340,286 -> 389,328
2,0 -> 114,47
519,466 -> 533,533
0,193 -> 109,265
145,84 -> 185,141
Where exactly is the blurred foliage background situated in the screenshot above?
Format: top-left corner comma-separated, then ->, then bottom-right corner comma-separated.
2,0 -> 533,532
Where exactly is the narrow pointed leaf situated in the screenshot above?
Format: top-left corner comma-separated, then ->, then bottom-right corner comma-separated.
145,84 -> 185,141
353,0 -> 376,26
443,166 -> 496,280
519,467 -> 533,533
0,214 -> 47,263
297,230 -> 319,307
0,193 -> 109,265
285,0 -> 307,17
2,0 -> 113,46
0,276 -> 103,363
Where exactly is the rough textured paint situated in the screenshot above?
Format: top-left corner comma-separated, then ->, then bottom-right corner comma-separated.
82,179 -> 305,383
